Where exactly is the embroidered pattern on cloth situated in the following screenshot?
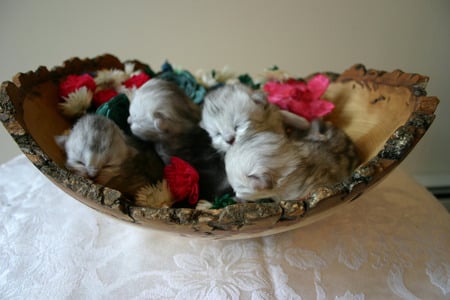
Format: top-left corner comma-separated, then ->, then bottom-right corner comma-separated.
0,155 -> 449,299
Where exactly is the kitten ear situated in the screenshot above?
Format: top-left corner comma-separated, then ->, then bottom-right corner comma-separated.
247,172 -> 273,190
54,130 -> 71,149
153,112 -> 169,133
250,90 -> 268,104
280,110 -> 310,130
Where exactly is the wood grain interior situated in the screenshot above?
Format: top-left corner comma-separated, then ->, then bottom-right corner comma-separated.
325,81 -> 415,163
22,81 -> 71,166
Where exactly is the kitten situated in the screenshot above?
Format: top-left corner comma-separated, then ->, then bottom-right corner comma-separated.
128,78 -> 201,150
55,114 -> 164,200
128,79 -> 231,200
225,120 -> 359,202
200,83 -> 309,153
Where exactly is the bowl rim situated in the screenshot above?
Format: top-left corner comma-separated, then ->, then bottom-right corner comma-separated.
0,54 -> 439,239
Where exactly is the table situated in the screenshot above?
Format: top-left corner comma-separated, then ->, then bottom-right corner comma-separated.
1,155 -> 449,299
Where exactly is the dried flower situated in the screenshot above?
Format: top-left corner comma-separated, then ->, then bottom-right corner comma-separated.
263,74 -> 334,121
95,93 -> 131,134
59,74 -> 96,99
238,74 -> 260,90
94,69 -> 128,90
135,180 -> 175,208
124,62 -> 136,76
58,86 -> 93,118
195,66 -> 236,88
163,157 -> 199,205
123,72 -> 151,89
157,61 -> 206,104
92,89 -> 119,108
256,66 -> 291,83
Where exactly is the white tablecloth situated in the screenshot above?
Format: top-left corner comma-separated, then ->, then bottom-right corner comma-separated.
0,155 -> 449,299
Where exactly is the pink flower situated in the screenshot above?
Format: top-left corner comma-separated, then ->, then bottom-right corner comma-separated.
263,74 -> 334,121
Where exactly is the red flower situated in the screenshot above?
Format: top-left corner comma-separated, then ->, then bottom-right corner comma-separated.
59,74 -> 96,99
123,72 -> 151,89
263,74 -> 334,121
92,89 -> 119,108
164,157 -> 199,205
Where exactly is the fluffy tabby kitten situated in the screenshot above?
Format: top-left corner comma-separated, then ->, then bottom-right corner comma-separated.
128,79 -> 202,148
225,120 -> 359,202
200,83 -> 309,153
55,114 -> 164,199
128,78 -> 232,200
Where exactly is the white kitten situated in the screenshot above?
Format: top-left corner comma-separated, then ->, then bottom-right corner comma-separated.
200,83 -> 309,153
128,78 -> 201,144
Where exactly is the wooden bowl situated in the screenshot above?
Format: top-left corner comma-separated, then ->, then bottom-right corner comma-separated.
0,54 -> 439,239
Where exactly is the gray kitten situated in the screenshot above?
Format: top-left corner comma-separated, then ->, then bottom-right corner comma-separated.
225,120 -> 359,202
128,79 -> 232,200
55,114 -> 164,199
128,78 -> 202,153
200,83 -> 310,153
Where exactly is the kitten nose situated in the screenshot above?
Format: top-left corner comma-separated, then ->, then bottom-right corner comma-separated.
87,168 -> 98,179
226,136 -> 235,145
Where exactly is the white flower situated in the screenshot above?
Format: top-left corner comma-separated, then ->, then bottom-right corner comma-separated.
58,86 -> 92,118
255,67 -> 292,84
95,69 -> 128,90
195,66 -> 236,88
124,62 -> 136,76
214,66 -> 236,83
165,244 -> 269,300
195,69 -> 218,87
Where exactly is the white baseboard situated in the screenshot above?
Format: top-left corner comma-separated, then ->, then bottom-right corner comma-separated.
413,173 -> 450,188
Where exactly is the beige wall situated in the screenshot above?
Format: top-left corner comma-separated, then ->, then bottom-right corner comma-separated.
1,0 -> 449,186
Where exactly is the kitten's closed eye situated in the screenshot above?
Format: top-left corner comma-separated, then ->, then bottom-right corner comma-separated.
154,112 -> 175,134
102,163 -> 118,169
247,173 -> 273,190
73,160 -> 85,166
154,117 -> 169,133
